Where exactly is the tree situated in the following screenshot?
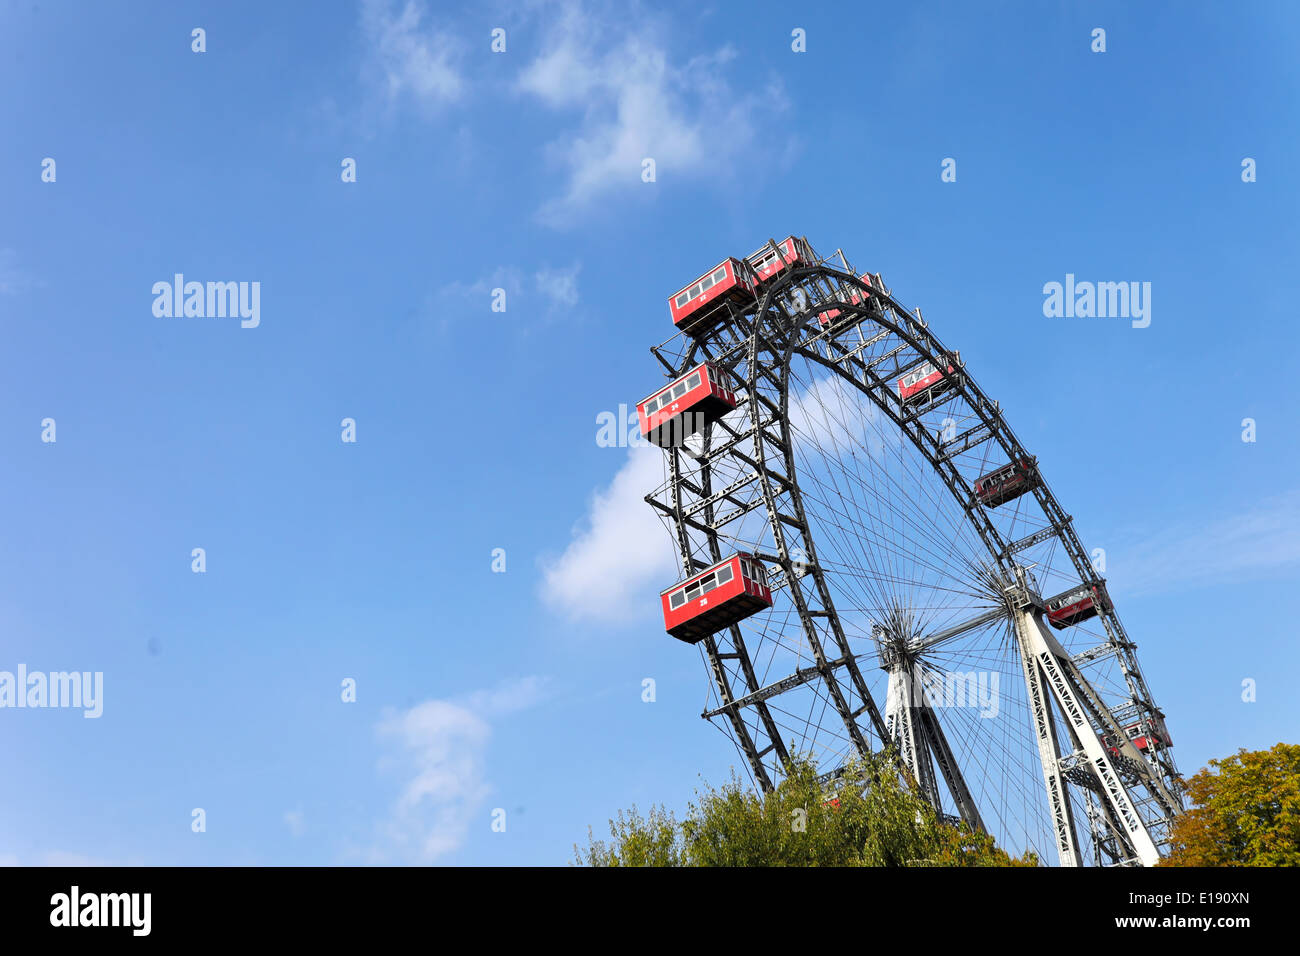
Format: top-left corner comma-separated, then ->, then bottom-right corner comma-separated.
1161,743 -> 1300,867
575,753 -> 1037,867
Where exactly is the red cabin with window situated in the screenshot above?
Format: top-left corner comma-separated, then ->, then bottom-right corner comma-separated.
898,356 -> 958,405
661,553 -> 772,643
637,363 -> 738,448
668,258 -> 756,338
974,457 -> 1040,508
746,236 -> 810,288
1045,582 -> 1111,630
818,274 -> 874,325
1105,712 -> 1171,758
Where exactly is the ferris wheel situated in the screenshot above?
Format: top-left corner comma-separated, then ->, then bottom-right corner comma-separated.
639,236 -> 1184,866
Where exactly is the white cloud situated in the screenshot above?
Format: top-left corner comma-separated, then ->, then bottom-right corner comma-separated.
535,263 -> 581,310
283,808 -> 307,837
430,262 -> 581,327
786,372 -> 889,460
435,266 -> 523,307
464,675 -> 550,716
1113,488 -> 1300,597
542,444 -> 676,622
517,1 -> 782,221
371,676 -> 548,864
360,0 -> 462,109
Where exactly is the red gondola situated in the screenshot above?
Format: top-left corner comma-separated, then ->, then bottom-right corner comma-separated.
1105,712 -> 1172,757
637,362 -> 738,448
1045,582 -> 1111,630
661,553 -> 772,644
668,258 -> 756,338
974,457 -> 1039,508
897,356 -> 958,405
746,236 -> 811,287
817,274 -> 874,325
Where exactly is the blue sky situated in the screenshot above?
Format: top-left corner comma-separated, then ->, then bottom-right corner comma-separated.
0,0 -> 1297,865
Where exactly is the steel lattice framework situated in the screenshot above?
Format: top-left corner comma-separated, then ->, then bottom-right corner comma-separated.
644,237 -> 1184,866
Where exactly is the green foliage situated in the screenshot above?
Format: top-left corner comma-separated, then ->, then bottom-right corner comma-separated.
576,753 -> 1037,867
1161,743 -> 1300,867
576,804 -> 684,867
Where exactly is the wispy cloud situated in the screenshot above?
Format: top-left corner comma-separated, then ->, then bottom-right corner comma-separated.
1111,488 -> 1300,597
535,262 -> 582,310
786,372 -> 889,460
360,0 -> 463,111
429,262 -> 581,328
541,444 -> 674,623
434,266 -> 523,313
0,249 -> 35,295
283,808 -> 307,837
517,0 -> 784,223
463,676 -> 550,715
370,676 -> 548,864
